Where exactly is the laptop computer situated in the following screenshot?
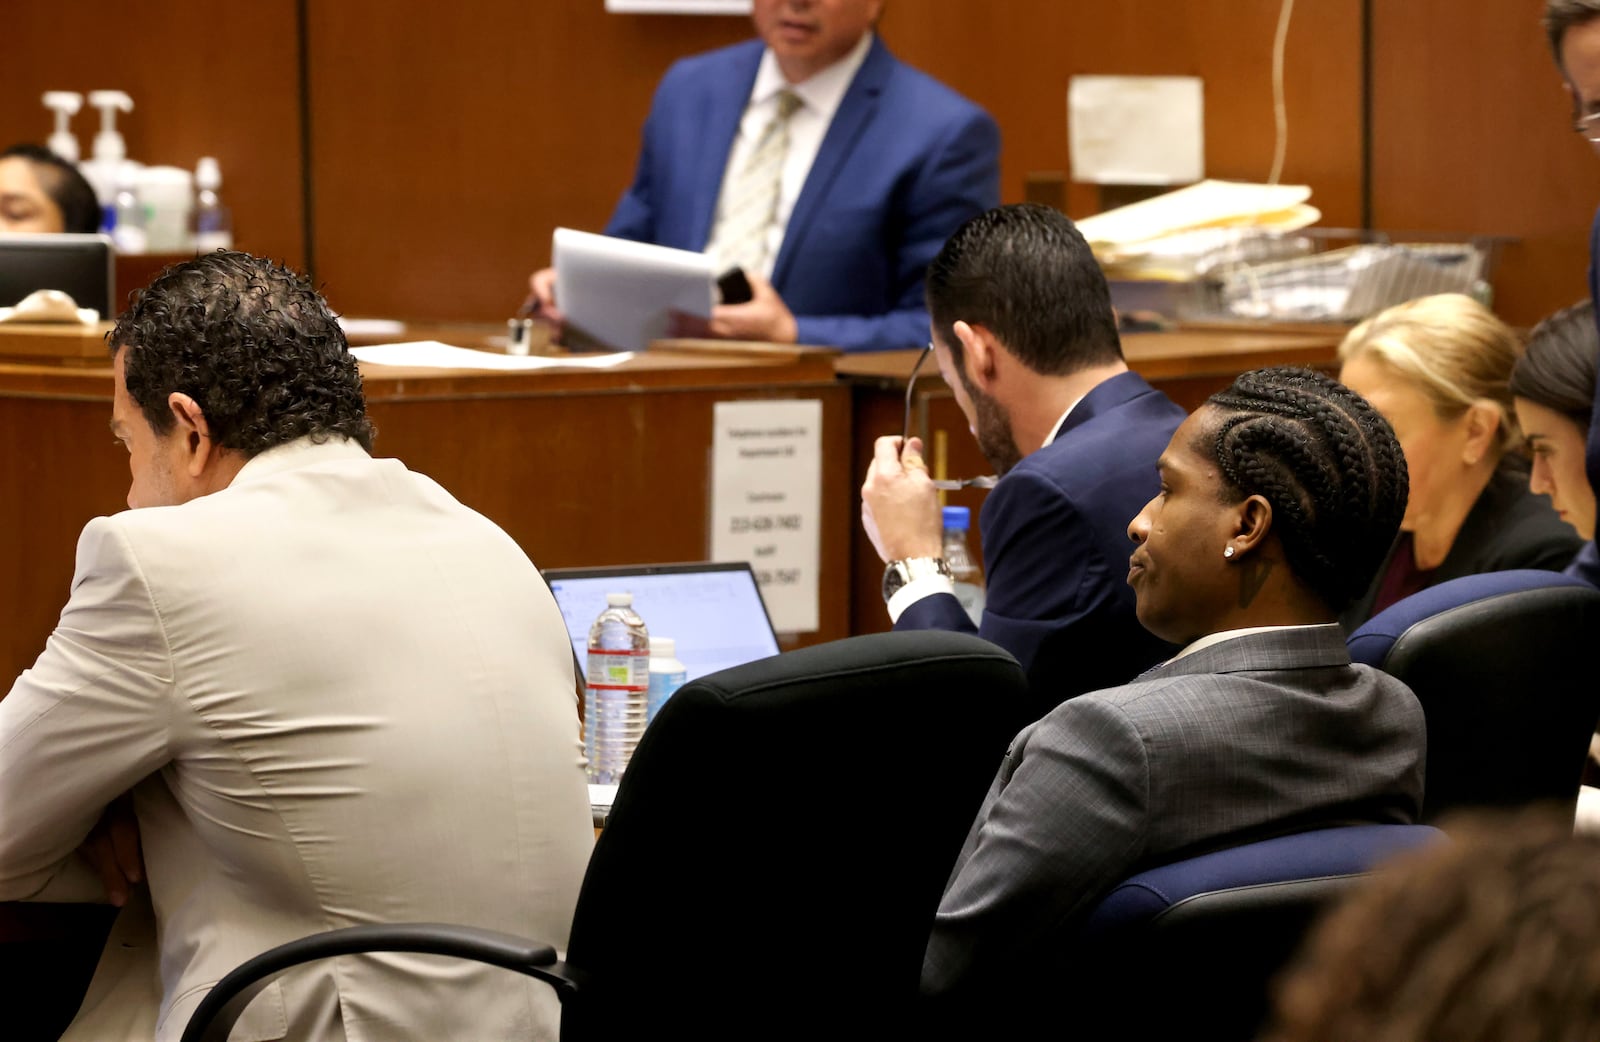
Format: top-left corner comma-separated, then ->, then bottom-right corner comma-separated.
0,233 -> 115,318
544,560 -> 782,684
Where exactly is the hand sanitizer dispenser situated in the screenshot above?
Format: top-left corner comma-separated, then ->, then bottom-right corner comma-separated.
80,91 -> 135,221
41,92 -> 83,163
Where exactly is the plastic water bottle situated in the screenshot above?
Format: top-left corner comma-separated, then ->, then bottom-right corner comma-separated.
943,505 -> 985,627
646,636 -> 687,724
110,164 -> 147,254
191,156 -> 233,252
585,593 -> 649,784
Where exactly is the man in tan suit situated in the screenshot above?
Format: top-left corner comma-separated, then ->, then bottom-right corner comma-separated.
0,252 -> 594,1041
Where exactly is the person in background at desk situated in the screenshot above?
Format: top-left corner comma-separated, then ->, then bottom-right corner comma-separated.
1546,0 -> 1600,588
0,252 -> 592,1042
921,368 -> 1425,1024
861,203 -> 1186,718
525,0 -> 999,353
0,143 -> 99,234
1336,293 -> 1583,628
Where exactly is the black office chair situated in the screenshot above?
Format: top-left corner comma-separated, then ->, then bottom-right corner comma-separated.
1068,824 -> 1444,1042
182,630 -> 1032,1042
1348,569 -> 1600,823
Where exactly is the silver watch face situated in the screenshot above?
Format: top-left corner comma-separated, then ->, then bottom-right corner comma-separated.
882,561 -> 908,602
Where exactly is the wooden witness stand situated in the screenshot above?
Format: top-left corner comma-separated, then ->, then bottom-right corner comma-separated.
0,320 -> 1341,1035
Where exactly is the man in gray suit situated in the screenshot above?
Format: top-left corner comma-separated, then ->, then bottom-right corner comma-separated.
922,367 -> 1427,1011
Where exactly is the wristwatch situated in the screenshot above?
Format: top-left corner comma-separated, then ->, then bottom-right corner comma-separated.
882,557 -> 952,603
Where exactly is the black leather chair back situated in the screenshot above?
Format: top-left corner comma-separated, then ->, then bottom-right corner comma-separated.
561,630 -> 1031,1040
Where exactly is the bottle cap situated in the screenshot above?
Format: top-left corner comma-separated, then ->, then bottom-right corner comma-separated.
942,505 -> 971,530
87,90 -> 133,163
195,156 -> 222,191
649,636 -> 676,657
42,92 -> 83,164
605,592 -> 634,607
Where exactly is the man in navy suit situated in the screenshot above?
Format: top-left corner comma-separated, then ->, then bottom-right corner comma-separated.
528,0 -> 999,353
861,204 -> 1187,717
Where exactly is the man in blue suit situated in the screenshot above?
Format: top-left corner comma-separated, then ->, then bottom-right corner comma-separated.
862,204 -> 1187,717
528,0 -> 999,353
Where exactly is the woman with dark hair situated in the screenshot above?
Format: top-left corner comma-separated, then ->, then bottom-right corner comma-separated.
1267,809 -> 1600,1042
922,367 -> 1427,1020
1513,300 -> 1598,541
0,143 -> 101,234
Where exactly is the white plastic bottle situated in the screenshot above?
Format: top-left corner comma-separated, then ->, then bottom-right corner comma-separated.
110,163 -> 148,255
646,636 -> 687,724
585,593 -> 650,784
191,156 -> 233,252
943,505 -> 986,627
80,91 -> 134,232
42,92 -> 83,164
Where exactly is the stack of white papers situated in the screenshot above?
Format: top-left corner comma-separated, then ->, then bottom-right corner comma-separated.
350,341 -> 633,371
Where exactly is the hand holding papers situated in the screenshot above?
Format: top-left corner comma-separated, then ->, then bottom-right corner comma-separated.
553,228 -> 715,351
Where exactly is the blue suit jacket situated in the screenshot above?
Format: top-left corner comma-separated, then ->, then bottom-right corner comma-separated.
1572,207 -> 1600,585
604,37 -> 1000,353
896,371 -> 1188,717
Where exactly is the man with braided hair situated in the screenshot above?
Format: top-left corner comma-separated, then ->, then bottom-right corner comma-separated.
922,367 -> 1427,1018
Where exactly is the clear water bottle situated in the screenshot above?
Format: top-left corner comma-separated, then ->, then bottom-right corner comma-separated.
943,505 -> 985,627
585,593 -> 649,784
191,157 -> 233,252
646,636 -> 687,724
110,165 -> 147,254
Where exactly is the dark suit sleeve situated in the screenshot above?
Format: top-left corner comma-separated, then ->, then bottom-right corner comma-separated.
922,696 -> 1149,1002
898,468 -> 1122,682
793,108 -> 1000,353
1576,208 -> 1600,588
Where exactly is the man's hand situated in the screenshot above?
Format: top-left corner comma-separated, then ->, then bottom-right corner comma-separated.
525,267 -> 565,324
80,796 -> 143,907
861,435 -> 944,563
705,273 -> 798,343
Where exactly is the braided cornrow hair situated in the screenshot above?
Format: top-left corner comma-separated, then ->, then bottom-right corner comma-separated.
1201,367 -> 1408,612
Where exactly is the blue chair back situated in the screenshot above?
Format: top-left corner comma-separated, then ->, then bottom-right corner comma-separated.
1071,824 -> 1443,1042
1348,570 -> 1600,822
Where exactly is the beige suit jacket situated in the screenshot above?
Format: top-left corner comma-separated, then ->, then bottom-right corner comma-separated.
0,438 -> 594,1041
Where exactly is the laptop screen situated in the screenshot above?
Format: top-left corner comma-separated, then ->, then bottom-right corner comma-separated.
544,561 -> 782,683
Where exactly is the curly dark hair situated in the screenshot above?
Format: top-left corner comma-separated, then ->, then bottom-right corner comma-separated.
1,143 -> 101,234
926,203 -> 1123,377
1267,808 -> 1600,1042
1199,367 -> 1408,613
109,251 -> 374,455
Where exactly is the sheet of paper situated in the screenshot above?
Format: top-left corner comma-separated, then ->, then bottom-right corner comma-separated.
710,400 -> 822,634
1070,75 -> 1204,186
1075,179 -> 1313,247
554,227 -> 715,352
350,340 -> 633,370
605,0 -> 749,11
338,317 -> 408,338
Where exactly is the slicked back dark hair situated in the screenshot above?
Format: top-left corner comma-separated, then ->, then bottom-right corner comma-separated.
1511,299 -> 1597,429
1545,0 -> 1600,65
926,202 -> 1123,376
110,251 -> 374,455
1,143 -> 100,234
1200,367 -> 1408,613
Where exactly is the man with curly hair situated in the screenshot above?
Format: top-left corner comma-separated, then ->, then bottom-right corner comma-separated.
0,252 -> 593,1042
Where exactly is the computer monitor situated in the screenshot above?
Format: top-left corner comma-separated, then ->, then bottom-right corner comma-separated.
0,233 -> 115,318
544,561 -> 782,683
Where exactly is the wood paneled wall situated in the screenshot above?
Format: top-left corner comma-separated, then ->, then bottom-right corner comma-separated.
1,2 -> 1592,325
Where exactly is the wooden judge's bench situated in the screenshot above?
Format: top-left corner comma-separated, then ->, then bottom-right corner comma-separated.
0,319 -> 1340,1037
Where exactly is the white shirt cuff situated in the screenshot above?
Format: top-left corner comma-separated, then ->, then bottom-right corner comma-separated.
887,574 -> 956,624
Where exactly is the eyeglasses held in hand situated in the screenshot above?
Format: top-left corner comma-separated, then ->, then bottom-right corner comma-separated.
902,341 -> 998,491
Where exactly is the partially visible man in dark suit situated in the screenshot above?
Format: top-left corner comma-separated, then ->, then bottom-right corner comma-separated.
921,368 -> 1427,1018
861,203 -> 1187,716
527,0 -> 999,353
1544,0 -> 1600,586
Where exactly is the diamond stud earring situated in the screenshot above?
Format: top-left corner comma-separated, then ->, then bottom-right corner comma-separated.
1223,546 -> 1235,558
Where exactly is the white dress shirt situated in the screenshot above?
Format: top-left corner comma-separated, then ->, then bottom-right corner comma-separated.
713,31 -> 874,279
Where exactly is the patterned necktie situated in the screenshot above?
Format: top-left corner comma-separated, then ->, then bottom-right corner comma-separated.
706,90 -> 803,276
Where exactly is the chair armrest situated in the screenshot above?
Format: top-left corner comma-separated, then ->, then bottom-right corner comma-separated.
179,922 -> 579,1042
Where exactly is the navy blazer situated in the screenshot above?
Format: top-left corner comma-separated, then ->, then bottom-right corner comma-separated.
604,36 -> 1000,353
896,371 -> 1187,717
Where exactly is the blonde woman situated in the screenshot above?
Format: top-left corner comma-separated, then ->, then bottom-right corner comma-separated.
1337,293 -> 1583,626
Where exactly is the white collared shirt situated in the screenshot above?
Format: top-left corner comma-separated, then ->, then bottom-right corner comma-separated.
713,31 -> 874,279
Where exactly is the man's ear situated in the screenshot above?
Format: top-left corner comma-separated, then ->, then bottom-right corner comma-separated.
167,392 -> 215,477
952,320 -> 1000,395
1229,494 -> 1275,558
1460,400 -> 1502,466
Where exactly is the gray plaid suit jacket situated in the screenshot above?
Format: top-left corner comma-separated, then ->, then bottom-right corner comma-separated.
921,624 -> 1425,1003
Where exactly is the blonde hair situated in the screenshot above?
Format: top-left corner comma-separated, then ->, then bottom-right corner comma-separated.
1338,293 -> 1525,456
